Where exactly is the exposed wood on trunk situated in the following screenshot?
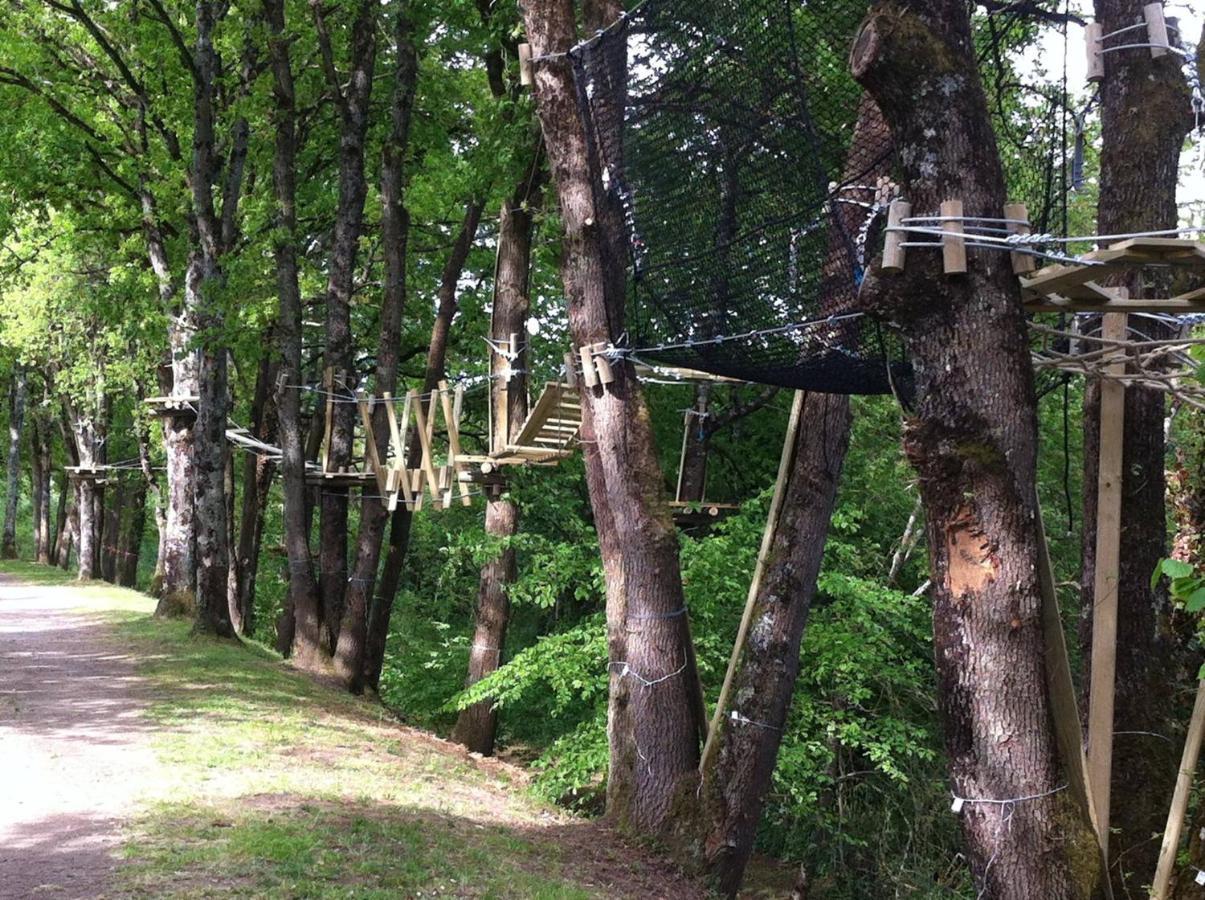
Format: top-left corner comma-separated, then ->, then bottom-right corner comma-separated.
852,4 -> 1099,894
3,368 -> 26,559
523,0 -> 705,835
334,2 -> 418,692
1075,0 -> 1195,889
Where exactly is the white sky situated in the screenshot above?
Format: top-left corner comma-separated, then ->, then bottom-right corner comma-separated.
1028,2 -> 1204,222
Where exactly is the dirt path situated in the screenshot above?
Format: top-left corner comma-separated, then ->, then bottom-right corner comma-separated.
0,576 -> 161,899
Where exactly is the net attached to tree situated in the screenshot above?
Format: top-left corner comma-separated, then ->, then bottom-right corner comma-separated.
570,0 -> 909,395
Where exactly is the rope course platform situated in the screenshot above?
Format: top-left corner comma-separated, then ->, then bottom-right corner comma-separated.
144,395 -> 199,418
1021,238 -> 1205,312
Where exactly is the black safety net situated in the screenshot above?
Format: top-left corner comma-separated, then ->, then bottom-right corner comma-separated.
570,0 -> 909,395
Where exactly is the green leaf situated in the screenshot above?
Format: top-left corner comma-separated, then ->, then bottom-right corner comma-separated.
1185,587 -> 1205,613
1152,558 -> 1167,592
1161,558 -> 1195,580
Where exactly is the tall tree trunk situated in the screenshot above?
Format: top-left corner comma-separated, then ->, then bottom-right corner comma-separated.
30,414 -> 51,564
523,0 -> 706,835
58,497 -> 77,571
334,3 -> 418,692
314,0 -> 378,655
157,383 -> 197,612
690,93 -> 889,896
117,471 -> 147,588
100,479 -> 125,583
233,355 -> 279,636
1077,2 -> 1194,891
452,163 -> 544,751
363,200 -> 483,689
51,469 -> 66,564
263,0 -> 323,667
3,368 -> 27,559
189,0 -> 235,639
851,5 -> 1098,895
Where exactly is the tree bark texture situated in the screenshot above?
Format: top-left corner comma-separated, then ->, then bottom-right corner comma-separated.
30,412 -> 51,565
335,3 -> 418,691
232,354 -> 279,635
263,0 -> 324,669
3,369 -> 26,559
315,0 -> 378,655
1076,1 -> 1194,890
852,5 -> 1098,895
452,166 -> 544,752
523,0 -> 706,836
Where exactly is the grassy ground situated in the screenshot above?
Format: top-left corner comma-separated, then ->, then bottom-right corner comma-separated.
0,561 -> 717,899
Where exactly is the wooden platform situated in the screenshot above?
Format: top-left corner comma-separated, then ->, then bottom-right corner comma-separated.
144,395 -> 199,418
669,500 -> 741,527
1021,238 -> 1205,312
492,382 -> 582,463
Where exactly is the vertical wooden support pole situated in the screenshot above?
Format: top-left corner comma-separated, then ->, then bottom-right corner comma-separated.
1144,3 -> 1169,58
1004,201 -> 1037,275
518,42 -> 534,86
1036,513 -> 1113,896
1086,22 -> 1105,82
881,199 -> 910,273
1151,679 -> 1205,899
699,390 -> 805,774
674,409 -> 691,504
321,366 -> 334,473
1087,311 -> 1128,859
356,392 -> 388,497
940,199 -> 967,275
439,380 -> 472,507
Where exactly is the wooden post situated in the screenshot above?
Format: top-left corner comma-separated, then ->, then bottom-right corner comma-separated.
1144,3 -> 1169,58
356,392 -> 388,497
591,341 -> 615,385
881,199 -> 910,273
1151,680 -> 1205,899
1086,22 -> 1105,82
1087,310 -> 1128,859
439,380 -> 472,508
518,42 -> 534,86
321,366 -> 334,473
1036,513 -> 1113,897
674,409 -> 691,504
409,389 -> 442,509
699,390 -> 805,774
1004,201 -> 1037,275
940,199 -> 967,275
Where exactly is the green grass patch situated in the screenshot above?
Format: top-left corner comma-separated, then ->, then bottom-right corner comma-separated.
2,562 -> 683,898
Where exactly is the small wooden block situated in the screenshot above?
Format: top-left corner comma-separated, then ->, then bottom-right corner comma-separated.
518,43 -> 534,86
881,199 -> 910,273
1086,22 -> 1104,81
578,346 -> 598,388
591,342 -> 615,385
1004,202 -> 1036,275
940,199 -> 967,275
1144,3 -> 1169,57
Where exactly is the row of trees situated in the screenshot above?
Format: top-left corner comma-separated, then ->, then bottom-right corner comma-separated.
0,0 -> 1202,896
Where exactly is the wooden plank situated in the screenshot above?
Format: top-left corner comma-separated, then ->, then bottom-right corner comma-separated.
383,392 -> 404,463
409,389 -> 442,509
941,199 -> 967,275
578,346 -> 598,389
699,389 -> 805,774
1087,311 -> 1128,859
674,409 -> 691,503
1024,296 -> 1205,313
356,393 -> 388,496
518,42 -> 534,85
1035,513 -> 1112,896
514,382 -> 569,447
1151,679 -> 1205,899
439,380 -> 472,508
321,366 -> 334,474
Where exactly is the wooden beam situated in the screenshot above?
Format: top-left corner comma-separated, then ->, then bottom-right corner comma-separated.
1144,2 -> 1169,57
1087,311 -> 1128,859
409,389 -> 443,509
356,393 -> 388,497
1036,513 -> 1113,897
1004,201 -> 1036,275
1025,297 -> 1205,313
1151,679 -> 1205,899
1086,22 -> 1104,82
321,366 -> 334,474
940,199 -> 967,275
439,380 -> 472,507
699,389 -> 805,774
881,199 -> 910,273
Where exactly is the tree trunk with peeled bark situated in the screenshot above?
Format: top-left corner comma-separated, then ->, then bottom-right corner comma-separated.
363,200 -> 483,689
1076,1 -> 1194,891
314,0 -> 377,656
263,0 -> 323,668
334,3 -> 418,691
851,4 -> 1098,895
452,161 -> 545,752
523,0 -> 706,836
3,368 -> 26,560
689,93 -> 889,896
